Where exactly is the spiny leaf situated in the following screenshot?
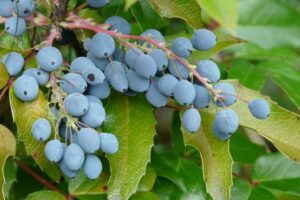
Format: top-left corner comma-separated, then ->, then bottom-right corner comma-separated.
9,88 -> 61,181
195,0 -> 238,33
102,93 -> 156,200
0,63 -> 9,90
182,112 -> 233,200
148,0 -> 203,29
0,125 -> 16,200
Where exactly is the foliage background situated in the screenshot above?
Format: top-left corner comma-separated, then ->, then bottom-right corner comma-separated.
0,0 -> 300,199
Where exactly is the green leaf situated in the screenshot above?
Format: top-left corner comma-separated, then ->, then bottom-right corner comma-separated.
9,88 -> 61,181
129,191 -> 160,200
0,125 -> 16,200
230,178 -> 251,200
252,153 -> 300,195
0,63 -> 9,90
152,178 -> 184,200
237,0 -> 300,49
230,131 -> 266,163
195,0 -> 238,32
249,187 -> 275,200
203,80 -> 300,162
227,59 -> 266,90
152,146 -> 210,199
3,158 -> 17,200
125,0 -> 138,10
137,166 -> 157,192
182,112 -> 232,200
68,159 -> 110,195
102,93 -> 156,200
148,0 -> 203,29
25,190 -> 65,200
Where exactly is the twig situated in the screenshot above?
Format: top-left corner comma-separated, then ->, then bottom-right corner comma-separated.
0,77 -> 14,102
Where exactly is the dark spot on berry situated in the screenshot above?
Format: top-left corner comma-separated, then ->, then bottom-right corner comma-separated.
23,9 -> 30,14
102,185 -> 108,191
123,88 -> 127,92
183,103 -> 187,106
84,86 -> 87,90
37,71 -> 41,75
51,61 -> 55,65
6,26 -> 10,30
188,49 -> 193,55
267,114 -> 270,118
39,137 -> 43,141
162,64 -> 167,69
24,91 -> 27,96
87,73 -> 95,81
104,52 -> 108,56
83,109 -> 87,113
205,105 -> 209,108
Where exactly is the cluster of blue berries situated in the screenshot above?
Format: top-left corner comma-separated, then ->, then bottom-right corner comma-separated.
0,0 -> 35,36
1,0 -> 271,180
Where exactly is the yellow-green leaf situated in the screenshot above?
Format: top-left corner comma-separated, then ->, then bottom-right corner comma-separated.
182,112 -> 232,200
196,0 -> 238,33
0,125 -> 16,200
148,0 -> 203,29
25,190 -> 65,200
9,88 -> 61,181
125,0 -> 138,10
0,63 -> 9,90
102,93 -> 156,200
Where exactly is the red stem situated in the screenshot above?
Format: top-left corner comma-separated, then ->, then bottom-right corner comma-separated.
14,159 -> 73,199
61,19 -> 221,99
0,77 -> 14,102
47,29 -> 59,46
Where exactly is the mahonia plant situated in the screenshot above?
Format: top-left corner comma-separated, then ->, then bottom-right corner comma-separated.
2,0 -> 290,200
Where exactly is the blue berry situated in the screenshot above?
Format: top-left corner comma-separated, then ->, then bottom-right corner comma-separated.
213,83 -> 236,107
81,102 -> 106,128
59,160 -> 79,178
86,0 -> 109,8
85,95 -> 103,105
157,74 -> 178,96
125,48 -> 143,69
196,60 -> 220,83
78,128 -> 100,153
140,29 -> 165,47
212,122 -> 231,141
2,52 -> 24,76
172,37 -> 193,58
24,68 -> 49,85
88,80 -> 111,99
14,75 -> 39,102
70,56 -> 95,73
113,47 -> 125,63
5,16 -> 26,36
134,54 -> 157,78
36,46 -> 63,72
64,93 -> 89,117
13,0 -> 35,17
32,118 -> 51,141
82,67 -> 105,85
109,72 -> 129,93
45,139 -> 64,163
248,99 -> 270,119
213,109 -> 239,138
0,0 -> 14,17
149,49 -> 168,71
192,29 -> 217,51
173,80 -> 195,106
168,58 -> 190,79
99,133 -> 119,154
182,108 -> 201,133
146,81 -> 168,108
105,16 -> 131,34
87,52 -> 108,71
193,84 -> 210,108
127,69 -> 150,93
90,33 -> 115,58
83,155 -> 102,180
63,144 -> 85,170
104,61 -> 127,80
60,73 -> 87,94
83,38 -> 91,51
